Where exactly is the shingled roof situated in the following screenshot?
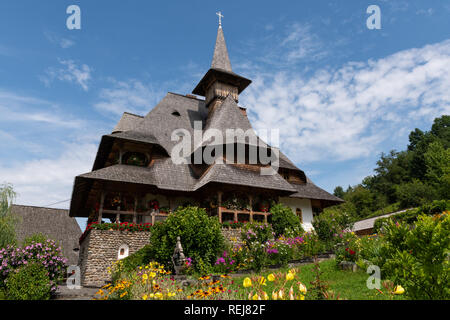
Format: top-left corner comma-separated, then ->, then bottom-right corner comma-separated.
211,26 -> 232,72
11,205 -> 82,265
289,177 -> 344,203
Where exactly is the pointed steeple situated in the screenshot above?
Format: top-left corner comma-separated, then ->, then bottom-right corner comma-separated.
211,26 -> 232,72
192,15 -> 251,109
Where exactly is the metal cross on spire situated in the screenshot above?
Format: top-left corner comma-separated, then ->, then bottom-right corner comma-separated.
216,11 -> 224,28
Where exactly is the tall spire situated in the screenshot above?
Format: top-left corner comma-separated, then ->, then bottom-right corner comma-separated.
211,22 -> 232,72
192,14 -> 251,106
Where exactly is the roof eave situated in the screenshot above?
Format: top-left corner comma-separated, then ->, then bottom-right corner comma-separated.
192,68 -> 252,97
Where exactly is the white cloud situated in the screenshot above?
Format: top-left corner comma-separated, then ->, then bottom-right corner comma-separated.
44,31 -> 75,49
94,79 -> 164,116
242,39 -> 450,164
41,59 -> 92,91
0,143 -> 97,208
0,90 -> 85,129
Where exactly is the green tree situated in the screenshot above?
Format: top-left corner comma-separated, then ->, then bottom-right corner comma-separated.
333,186 -> 345,199
395,180 -> 436,208
0,183 -> 18,248
424,141 -> 450,199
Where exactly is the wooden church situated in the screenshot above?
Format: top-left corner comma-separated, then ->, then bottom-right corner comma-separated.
69,21 -> 343,233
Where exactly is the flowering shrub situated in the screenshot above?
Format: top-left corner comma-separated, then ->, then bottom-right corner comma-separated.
241,222 -> 274,245
213,250 -> 236,274
0,239 -> 67,295
266,239 -> 294,267
79,221 -> 152,243
334,231 -> 359,264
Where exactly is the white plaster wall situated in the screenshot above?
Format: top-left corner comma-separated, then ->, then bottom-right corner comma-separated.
279,197 -> 315,231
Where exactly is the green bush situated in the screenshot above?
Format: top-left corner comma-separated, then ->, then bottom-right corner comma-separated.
312,208 -> 353,250
373,200 -> 450,233
269,203 -> 303,237
22,233 -> 51,247
378,213 -> 450,300
147,206 -> 225,273
6,263 -> 52,300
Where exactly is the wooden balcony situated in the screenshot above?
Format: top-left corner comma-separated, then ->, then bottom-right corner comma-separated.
217,207 -> 270,223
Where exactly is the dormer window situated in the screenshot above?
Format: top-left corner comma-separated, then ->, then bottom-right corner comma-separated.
122,152 -> 148,167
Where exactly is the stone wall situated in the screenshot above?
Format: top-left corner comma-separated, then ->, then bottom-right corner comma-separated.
221,228 -> 244,246
78,228 -> 245,287
78,229 -> 151,287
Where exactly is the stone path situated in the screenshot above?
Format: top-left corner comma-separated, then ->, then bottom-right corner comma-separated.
54,285 -> 100,300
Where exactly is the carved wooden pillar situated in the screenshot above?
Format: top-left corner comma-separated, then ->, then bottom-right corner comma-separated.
98,191 -> 105,223
249,195 -> 253,223
218,191 -> 223,223
133,196 -> 138,223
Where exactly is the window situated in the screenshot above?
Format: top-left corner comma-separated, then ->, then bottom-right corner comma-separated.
117,244 -> 129,260
296,208 -> 303,224
171,111 -> 181,117
122,152 -> 148,167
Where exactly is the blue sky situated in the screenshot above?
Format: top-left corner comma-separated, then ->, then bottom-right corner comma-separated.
1,1 -> 449,229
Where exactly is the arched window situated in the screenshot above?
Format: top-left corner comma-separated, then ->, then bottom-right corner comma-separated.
117,244 -> 129,260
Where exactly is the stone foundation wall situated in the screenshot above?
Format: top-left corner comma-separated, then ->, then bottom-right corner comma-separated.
78,228 -> 245,287
78,229 -> 151,287
221,228 -> 244,246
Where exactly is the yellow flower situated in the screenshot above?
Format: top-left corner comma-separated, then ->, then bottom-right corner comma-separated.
149,272 -> 156,278
272,291 -> 278,300
155,292 -> 163,299
393,285 -> 405,295
142,294 -> 148,300
149,293 -> 155,299
142,274 -> 148,280
289,287 -> 295,300
298,283 -> 307,295
259,276 -> 267,286
267,274 -> 275,282
252,293 -> 260,300
289,268 -> 296,275
278,289 -> 284,299
286,272 -> 294,281
262,291 -> 269,300
243,277 -> 252,288
120,291 -> 128,298
298,294 -> 305,300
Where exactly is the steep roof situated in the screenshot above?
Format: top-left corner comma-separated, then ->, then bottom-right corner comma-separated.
289,177 -> 344,203
11,205 -> 82,265
211,26 -> 232,72
112,112 -> 144,133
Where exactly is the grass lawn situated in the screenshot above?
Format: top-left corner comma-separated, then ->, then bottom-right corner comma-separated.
229,259 -> 404,300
